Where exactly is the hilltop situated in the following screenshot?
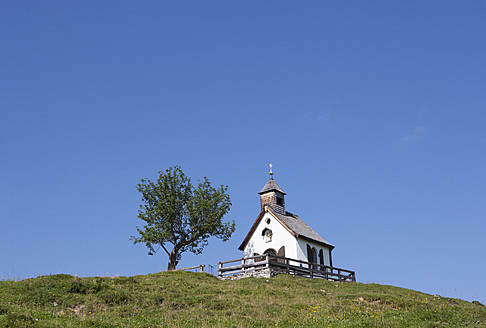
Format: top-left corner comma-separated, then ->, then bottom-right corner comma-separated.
0,271 -> 485,327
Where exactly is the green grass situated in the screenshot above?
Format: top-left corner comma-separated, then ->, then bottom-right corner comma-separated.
0,271 -> 485,327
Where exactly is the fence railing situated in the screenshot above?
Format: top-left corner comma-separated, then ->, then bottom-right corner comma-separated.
217,254 -> 356,282
177,264 -> 215,275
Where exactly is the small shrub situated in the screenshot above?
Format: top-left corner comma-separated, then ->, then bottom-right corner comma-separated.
69,281 -> 88,294
0,305 -> 9,315
152,295 -> 164,305
68,279 -> 103,294
4,313 -> 36,328
101,290 -> 130,305
113,276 -> 137,285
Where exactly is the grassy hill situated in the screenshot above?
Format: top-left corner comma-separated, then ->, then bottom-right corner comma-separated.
0,271 -> 485,327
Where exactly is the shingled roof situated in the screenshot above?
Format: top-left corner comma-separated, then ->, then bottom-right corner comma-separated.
238,206 -> 334,250
258,178 -> 286,195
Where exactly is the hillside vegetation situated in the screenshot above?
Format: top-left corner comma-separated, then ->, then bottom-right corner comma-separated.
0,271 -> 485,327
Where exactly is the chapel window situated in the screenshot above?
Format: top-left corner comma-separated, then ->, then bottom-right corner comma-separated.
264,248 -> 277,257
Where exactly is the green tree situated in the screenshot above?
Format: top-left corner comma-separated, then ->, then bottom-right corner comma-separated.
131,166 -> 235,271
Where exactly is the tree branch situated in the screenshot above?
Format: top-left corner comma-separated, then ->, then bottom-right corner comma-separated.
160,243 -> 170,256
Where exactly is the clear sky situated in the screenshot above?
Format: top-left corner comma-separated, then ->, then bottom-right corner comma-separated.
1,1 -> 485,304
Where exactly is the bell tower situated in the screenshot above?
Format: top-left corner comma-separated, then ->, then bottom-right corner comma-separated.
258,164 -> 286,215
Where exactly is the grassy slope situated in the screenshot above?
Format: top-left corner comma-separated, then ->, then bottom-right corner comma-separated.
0,271 -> 485,327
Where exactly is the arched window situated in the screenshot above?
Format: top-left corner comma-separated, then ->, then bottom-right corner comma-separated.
277,246 -> 285,263
264,248 -> 277,257
306,244 -> 314,263
319,249 -> 324,271
312,248 -> 317,264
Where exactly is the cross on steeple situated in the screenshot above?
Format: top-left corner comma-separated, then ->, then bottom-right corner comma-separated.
259,164 -> 286,214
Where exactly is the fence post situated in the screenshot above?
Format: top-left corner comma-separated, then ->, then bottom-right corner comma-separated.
199,265 -> 205,273
218,262 -> 222,277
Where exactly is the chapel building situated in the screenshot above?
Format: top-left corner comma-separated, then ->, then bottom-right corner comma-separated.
238,168 -> 334,267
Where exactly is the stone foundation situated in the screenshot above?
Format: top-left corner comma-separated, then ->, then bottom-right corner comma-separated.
219,268 -> 283,280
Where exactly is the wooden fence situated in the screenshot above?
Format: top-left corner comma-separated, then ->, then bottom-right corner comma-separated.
218,254 -> 356,282
177,264 -> 215,275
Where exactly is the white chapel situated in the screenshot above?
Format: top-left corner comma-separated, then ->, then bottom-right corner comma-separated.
238,166 -> 335,267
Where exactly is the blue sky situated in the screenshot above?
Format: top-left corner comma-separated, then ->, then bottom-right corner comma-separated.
1,1 -> 485,303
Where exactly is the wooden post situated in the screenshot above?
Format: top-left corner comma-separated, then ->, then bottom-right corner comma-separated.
199,265 -> 205,273
218,262 -> 222,277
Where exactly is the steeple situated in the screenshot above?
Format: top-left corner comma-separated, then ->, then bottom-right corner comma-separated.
258,164 -> 286,214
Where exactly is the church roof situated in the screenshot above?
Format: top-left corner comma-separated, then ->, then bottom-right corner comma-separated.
238,207 -> 334,251
272,211 -> 334,247
258,178 -> 286,195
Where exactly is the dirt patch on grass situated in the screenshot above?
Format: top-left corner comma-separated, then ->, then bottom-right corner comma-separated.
68,304 -> 85,316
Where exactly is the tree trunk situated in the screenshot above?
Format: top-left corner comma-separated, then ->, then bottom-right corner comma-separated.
167,261 -> 177,271
167,248 -> 179,271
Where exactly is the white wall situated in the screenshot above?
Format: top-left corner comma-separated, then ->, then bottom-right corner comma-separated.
296,238 -> 332,266
243,211 -> 333,268
243,211 -> 298,259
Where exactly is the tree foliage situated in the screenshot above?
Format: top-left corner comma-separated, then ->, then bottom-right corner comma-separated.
131,166 -> 235,270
